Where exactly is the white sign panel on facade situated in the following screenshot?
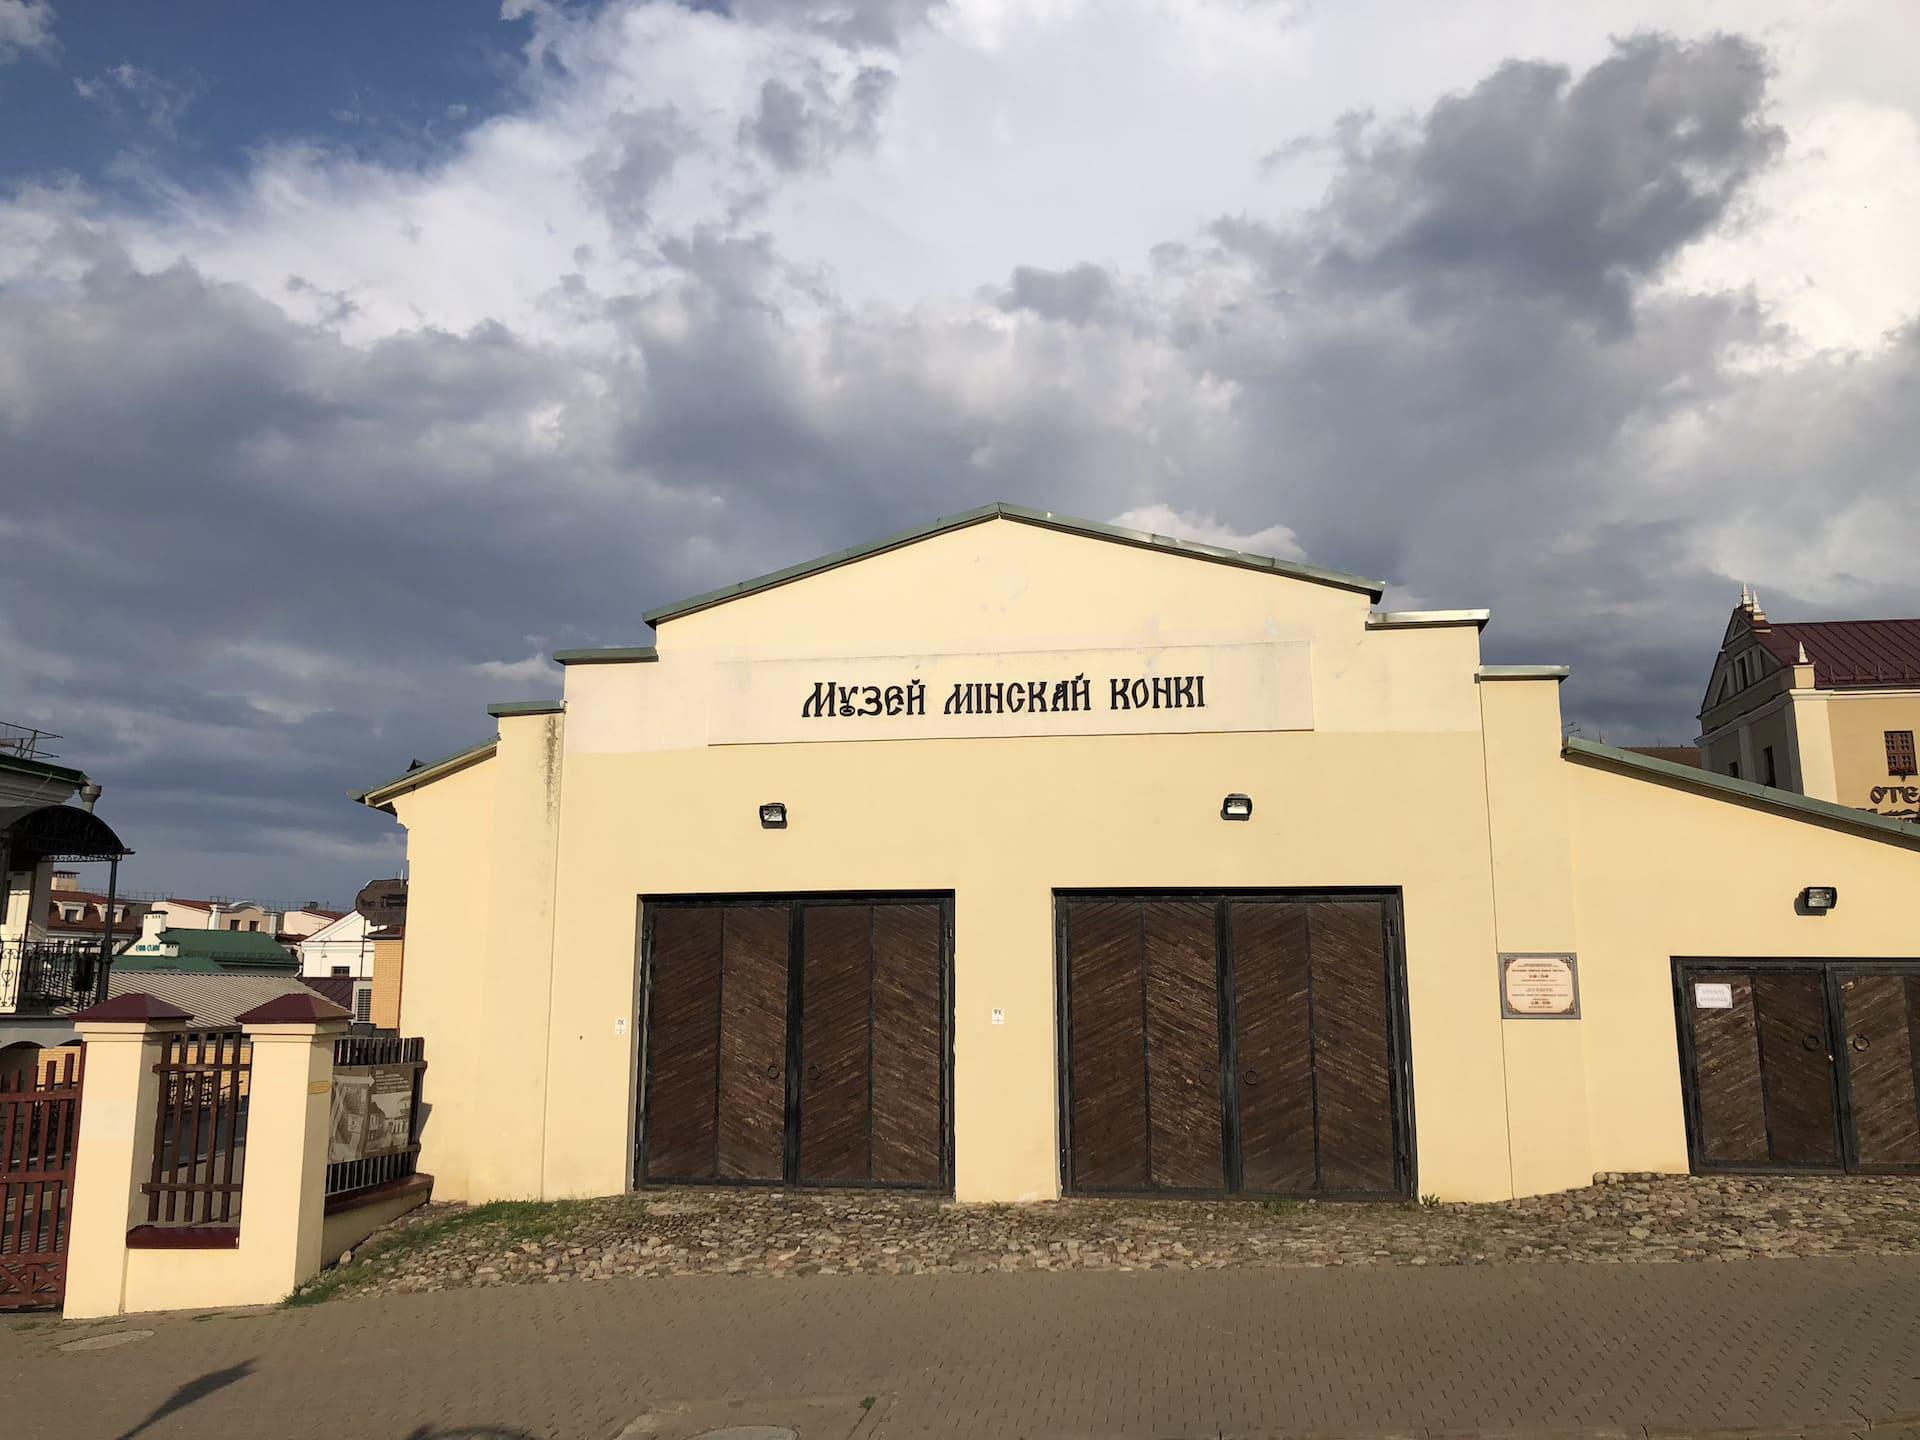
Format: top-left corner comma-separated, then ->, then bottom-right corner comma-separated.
706,641 -> 1313,745
1693,982 -> 1734,1011
1499,952 -> 1580,1019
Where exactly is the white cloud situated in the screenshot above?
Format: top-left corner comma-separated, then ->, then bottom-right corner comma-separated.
73,63 -> 201,139
1111,505 -> 1305,561
0,0 -> 55,64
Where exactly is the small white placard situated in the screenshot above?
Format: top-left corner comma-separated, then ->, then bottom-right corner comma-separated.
1694,982 -> 1734,1011
615,1017 -> 629,1036
991,1008 -> 1005,1026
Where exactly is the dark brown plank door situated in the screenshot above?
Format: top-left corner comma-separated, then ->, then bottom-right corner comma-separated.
1838,973 -> 1920,1170
1229,901 -> 1317,1193
715,904 -> 790,1181
799,905 -> 874,1183
1684,971 -> 1769,1167
1308,902 -> 1398,1193
871,902 -> 945,1186
644,906 -> 724,1181
1752,971 -> 1841,1168
1142,901 -> 1226,1190
1066,901 -> 1150,1191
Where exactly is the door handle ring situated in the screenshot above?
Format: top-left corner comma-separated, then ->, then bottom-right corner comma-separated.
764,1062 -> 779,1079
1243,1067 -> 1258,1085
1853,1035 -> 1871,1053
1802,1033 -> 1822,1051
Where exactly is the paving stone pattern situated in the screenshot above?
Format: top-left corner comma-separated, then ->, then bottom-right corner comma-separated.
8,1257 -> 1920,1439
328,1173 -> 1920,1298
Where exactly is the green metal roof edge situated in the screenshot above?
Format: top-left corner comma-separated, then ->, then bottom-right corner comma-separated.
640,501 -> 1387,626
1563,738 -> 1920,848
1478,664 -> 1571,682
351,737 -> 500,807
552,646 -> 660,666
486,699 -> 565,718
0,751 -> 89,786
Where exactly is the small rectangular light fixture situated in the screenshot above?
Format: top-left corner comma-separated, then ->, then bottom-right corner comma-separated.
758,802 -> 787,830
1801,885 -> 1838,912
1221,793 -> 1253,822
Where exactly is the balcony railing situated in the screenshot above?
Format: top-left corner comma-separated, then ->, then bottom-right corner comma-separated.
0,940 -> 102,1014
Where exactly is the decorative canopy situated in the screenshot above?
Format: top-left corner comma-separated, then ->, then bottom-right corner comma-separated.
0,803 -> 133,866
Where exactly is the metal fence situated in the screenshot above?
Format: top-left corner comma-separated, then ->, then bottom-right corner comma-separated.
326,1034 -> 425,1201
143,1030 -> 251,1228
0,1049 -> 84,1309
0,940 -> 99,1013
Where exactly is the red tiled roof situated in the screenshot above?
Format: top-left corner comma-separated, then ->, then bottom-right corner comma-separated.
1757,619 -> 1920,689
300,976 -> 359,1009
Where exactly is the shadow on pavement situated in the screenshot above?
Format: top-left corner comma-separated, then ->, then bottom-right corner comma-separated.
114,1359 -> 255,1440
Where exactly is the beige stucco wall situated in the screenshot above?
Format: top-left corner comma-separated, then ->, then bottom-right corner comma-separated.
1825,692 -> 1920,814
388,756 -> 498,1201
377,515 -> 1920,1209
1565,758 -> 1920,1174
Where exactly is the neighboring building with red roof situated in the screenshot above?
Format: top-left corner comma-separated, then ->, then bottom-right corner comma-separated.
1698,590 -> 1920,820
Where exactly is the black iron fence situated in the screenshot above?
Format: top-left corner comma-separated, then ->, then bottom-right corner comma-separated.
0,940 -> 100,1013
326,1034 -> 425,1201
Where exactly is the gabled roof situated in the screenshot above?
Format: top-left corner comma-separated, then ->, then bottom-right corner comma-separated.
1756,619 -> 1920,690
351,736 -> 499,811
640,501 -> 1386,626
1564,738 -> 1920,848
300,909 -> 367,945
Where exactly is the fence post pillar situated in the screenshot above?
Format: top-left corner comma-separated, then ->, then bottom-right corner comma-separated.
234,992 -> 351,1300
63,994 -> 193,1320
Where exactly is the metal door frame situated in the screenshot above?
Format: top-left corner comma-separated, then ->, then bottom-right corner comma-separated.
1055,888 -> 1416,1202
635,891 -> 955,1196
1672,956 -> 1920,1176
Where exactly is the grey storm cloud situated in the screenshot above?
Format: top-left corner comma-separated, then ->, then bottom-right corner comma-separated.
4,28 -> 1918,904
1302,35 -> 1784,328
997,264 -> 1117,325
582,107 -> 695,233
740,65 -> 895,173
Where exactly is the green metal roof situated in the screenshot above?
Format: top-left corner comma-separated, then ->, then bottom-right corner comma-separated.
552,647 -> 659,666
1563,738 -> 1920,849
0,751 -> 89,787
486,700 -> 564,718
116,928 -> 299,973
351,737 -> 499,808
641,501 -> 1386,627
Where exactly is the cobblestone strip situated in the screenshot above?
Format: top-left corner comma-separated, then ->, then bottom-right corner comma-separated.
310,1174 -> 1920,1302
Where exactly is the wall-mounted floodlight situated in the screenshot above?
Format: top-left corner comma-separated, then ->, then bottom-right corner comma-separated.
1221,794 -> 1253,822
759,802 -> 788,829
1800,885 -> 1838,912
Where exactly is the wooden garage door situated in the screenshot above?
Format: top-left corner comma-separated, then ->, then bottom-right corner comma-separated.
642,897 -> 949,1190
798,903 -> 945,1187
1230,900 -> 1399,1195
1062,894 -> 1406,1198
642,903 -> 789,1184
1678,961 -> 1920,1175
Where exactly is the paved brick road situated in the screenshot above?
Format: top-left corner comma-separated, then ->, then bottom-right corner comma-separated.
6,1258 -> 1920,1439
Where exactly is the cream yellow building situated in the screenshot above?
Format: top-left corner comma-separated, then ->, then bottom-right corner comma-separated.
1699,591 -> 1920,822
356,505 -> 1920,1207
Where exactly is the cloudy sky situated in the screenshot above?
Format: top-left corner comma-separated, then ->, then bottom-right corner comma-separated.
3,0 -> 1918,906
